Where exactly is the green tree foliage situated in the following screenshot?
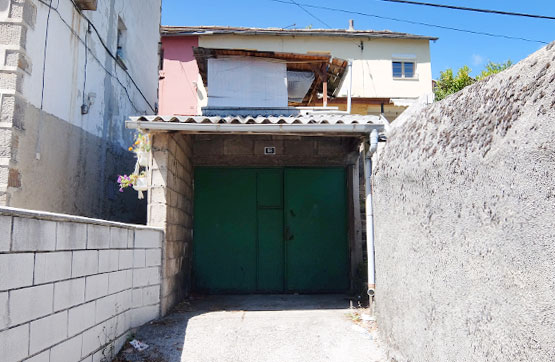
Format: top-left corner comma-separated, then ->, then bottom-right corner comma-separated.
476,60 -> 513,80
434,60 -> 512,101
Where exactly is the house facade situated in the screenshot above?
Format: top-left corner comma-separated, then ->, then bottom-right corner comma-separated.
0,0 -> 161,223
125,24 -> 436,307
159,25 -> 437,119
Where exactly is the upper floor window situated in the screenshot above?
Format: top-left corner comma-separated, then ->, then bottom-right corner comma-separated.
392,61 -> 415,78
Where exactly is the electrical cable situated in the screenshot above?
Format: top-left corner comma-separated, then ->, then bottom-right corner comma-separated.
269,0 -> 549,44
66,0 -> 156,113
289,0 -> 332,28
36,0 -> 145,113
37,0 -> 156,113
377,0 -> 555,21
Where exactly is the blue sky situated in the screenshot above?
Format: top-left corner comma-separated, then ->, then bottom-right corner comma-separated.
161,0 -> 554,78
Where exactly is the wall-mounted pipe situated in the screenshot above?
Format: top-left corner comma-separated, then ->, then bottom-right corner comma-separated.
364,129 -> 379,305
346,60 -> 353,114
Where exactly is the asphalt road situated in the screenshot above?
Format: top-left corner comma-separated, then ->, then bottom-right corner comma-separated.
120,295 -> 387,362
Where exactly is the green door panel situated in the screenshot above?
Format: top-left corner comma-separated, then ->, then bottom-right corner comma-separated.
257,209 -> 284,292
284,168 -> 349,292
257,169 -> 283,208
193,168 -> 257,293
193,167 -> 348,294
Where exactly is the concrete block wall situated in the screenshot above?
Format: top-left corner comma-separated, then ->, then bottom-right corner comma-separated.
0,207 -> 164,362
0,0 -> 35,205
193,134 -> 360,167
148,133 -> 193,315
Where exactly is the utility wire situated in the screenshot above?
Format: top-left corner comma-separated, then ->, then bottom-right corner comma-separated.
37,0 -> 156,113
378,0 -> 555,21
36,0 -> 144,113
269,0 -> 549,44
289,0 -> 332,28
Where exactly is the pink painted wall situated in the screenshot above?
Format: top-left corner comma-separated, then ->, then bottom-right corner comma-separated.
159,36 -> 200,115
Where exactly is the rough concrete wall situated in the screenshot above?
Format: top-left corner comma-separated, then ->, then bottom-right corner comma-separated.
0,0 -> 160,222
193,134 -> 360,166
0,207 -> 163,362
372,43 -> 555,361
8,101 -> 146,223
148,133 -> 193,315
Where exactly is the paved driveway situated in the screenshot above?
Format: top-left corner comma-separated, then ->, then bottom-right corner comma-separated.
119,295 -> 387,362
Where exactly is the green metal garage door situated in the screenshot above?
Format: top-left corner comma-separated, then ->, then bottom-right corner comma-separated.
193,167 -> 348,293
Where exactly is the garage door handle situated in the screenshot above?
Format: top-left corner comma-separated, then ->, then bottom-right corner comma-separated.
285,226 -> 294,241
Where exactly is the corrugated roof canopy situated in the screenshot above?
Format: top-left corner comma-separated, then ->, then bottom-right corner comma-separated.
162,25 -> 438,41
193,47 -> 348,105
127,114 -> 385,136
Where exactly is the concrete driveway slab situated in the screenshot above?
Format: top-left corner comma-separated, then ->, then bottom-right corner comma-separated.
118,295 -> 387,362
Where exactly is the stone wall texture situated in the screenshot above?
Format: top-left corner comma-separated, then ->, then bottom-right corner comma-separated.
373,43 -> 555,361
0,207 -> 164,362
148,133 -> 193,315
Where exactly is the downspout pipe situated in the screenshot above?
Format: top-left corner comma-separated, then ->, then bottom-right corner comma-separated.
346,60 -> 353,114
364,129 -> 379,303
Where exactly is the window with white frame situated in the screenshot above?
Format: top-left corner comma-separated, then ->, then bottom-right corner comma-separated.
392,61 -> 415,78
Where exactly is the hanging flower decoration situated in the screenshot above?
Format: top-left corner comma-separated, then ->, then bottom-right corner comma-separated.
117,172 -> 146,193
117,131 -> 151,199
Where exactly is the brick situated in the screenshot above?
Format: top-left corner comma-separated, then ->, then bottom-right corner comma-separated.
81,322 -> 106,358
56,222 -> 87,250
29,311 -> 68,354
131,288 -> 142,308
87,225 -> 110,249
12,217 -> 56,251
133,249 -> 145,268
145,249 -> 162,267
34,252 -> 72,284
0,323 -> 29,361
115,289 -> 132,312
109,227 -> 128,248
0,291 -> 7,329
51,334 -> 82,362
118,250 -> 133,270
0,253 -> 34,291
134,229 -> 162,248
95,294 -> 117,323
116,310 -> 131,337
9,284 -> 53,326
108,270 -> 131,294
85,274 -> 108,301
68,301 -> 95,336
132,267 -> 160,288
54,278 -> 85,311
72,250 -> 98,277
142,285 -> 161,306
25,349 -> 50,362
0,215 -> 11,251
131,305 -> 159,328
98,250 -> 118,273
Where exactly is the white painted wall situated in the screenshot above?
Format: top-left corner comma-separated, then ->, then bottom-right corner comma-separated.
199,35 -> 433,100
23,0 -> 161,147
207,57 -> 288,108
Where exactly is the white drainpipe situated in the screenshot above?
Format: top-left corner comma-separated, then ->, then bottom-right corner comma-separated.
346,60 -> 353,114
364,129 -> 379,303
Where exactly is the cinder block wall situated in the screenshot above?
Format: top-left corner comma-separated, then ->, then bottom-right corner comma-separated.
0,207 -> 164,362
148,133 -> 193,315
372,44 -> 555,361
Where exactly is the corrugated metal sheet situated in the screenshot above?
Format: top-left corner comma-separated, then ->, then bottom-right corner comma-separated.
130,114 -> 380,125
161,26 -> 438,41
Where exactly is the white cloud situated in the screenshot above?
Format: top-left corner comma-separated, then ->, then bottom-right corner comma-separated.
472,54 -> 484,66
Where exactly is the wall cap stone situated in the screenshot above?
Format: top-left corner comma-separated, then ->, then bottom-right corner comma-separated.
0,207 -> 163,231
